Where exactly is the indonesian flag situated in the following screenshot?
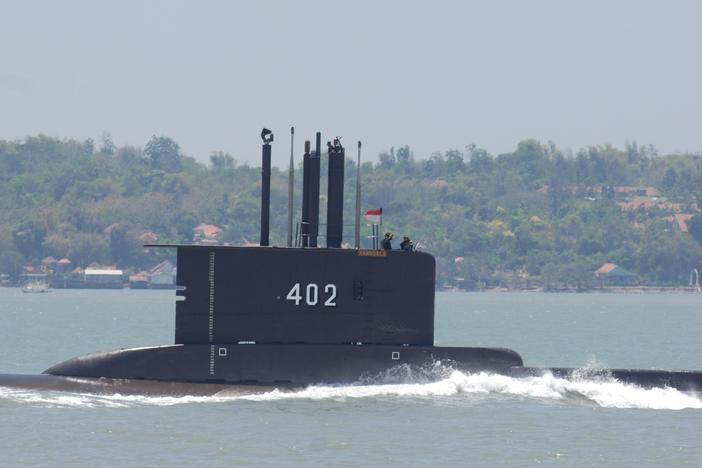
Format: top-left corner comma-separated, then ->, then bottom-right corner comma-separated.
364,208 -> 382,224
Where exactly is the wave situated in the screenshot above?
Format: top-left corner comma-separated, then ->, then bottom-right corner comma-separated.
0,388 -> 235,408
235,369 -> 702,410
1,365 -> 700,410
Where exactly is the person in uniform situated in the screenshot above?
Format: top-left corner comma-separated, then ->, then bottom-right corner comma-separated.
381,232 -> 393,250
400,236 -> 413,252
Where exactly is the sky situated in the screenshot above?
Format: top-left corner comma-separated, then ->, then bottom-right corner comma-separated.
2,0 -> 702,168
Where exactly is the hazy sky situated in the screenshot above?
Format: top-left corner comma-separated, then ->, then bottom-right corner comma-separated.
2,1 -> 702,167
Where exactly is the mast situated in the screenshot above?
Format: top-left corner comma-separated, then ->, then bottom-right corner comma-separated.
326,137 -> 345,248
301,141 -> 311,247
259,128 -> 273,246
354,141 -> 361,249
308,132 -> 321,248
287,127 -> 295,247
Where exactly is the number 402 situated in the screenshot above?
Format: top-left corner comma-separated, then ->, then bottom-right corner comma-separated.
286,283 -> 337,307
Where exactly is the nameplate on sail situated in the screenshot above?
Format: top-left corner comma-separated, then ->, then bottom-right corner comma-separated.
357,250 -> 387,258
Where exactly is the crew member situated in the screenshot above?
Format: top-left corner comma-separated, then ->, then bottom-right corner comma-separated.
400,236 -> 413,252
381,232 -> 393,250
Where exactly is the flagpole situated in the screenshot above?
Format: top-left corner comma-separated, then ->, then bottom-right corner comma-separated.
354,141 -> 361,249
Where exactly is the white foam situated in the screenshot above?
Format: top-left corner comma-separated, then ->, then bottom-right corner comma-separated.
235,371 -> 702,410
0,389 -> 130,408
1,369 -> 700,410
0,387 -> 242,408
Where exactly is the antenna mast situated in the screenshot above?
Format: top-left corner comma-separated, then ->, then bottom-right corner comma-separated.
354,141 -> 362,249
287,127 -> 295,247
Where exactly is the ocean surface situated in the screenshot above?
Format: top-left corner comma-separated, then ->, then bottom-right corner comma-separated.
1,289 -> 701,466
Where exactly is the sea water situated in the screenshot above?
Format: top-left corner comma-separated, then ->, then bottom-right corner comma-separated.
1,289 -> 701,466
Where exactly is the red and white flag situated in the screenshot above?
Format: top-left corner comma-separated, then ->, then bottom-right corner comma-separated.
364,208 -> 382,224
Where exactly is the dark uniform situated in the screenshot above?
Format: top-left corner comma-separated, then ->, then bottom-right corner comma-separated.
381,233 -> 393,250
400,236 -> 413,252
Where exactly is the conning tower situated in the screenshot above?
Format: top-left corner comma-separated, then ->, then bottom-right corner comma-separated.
175,129 -> 435,347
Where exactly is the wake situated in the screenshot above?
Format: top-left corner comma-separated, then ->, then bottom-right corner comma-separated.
236,370 -> 702,410
1,368 -> 700,410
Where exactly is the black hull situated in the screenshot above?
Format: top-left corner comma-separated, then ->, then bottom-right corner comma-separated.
43,344 -> 523,385
510,367 -> 702,392
39,344 -> 702,394
0,374 -> 278,397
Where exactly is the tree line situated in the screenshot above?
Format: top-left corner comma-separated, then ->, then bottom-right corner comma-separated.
2,134 -> 702,288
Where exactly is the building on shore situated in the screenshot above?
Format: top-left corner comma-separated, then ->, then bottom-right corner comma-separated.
40,256 -> 58,273
129,272 -> 149,289
83,268 -> 124,289
148,260 -> 176,289
193,223 -> 222,245
595,263 -> 638,286
56,257 -> 73,274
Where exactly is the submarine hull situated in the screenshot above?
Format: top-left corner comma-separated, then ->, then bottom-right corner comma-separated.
44,344 -> 523,385
41,344 -> 702,393
510,367 -> 702,392
0,373 -> 279,397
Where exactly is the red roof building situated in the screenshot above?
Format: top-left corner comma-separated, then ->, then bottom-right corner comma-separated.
673,214 -> 694,233
594,263 -> 637,285
193,223 -> 223,245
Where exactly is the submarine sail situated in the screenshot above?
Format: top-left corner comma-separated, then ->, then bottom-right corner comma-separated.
0,127 -> 700,394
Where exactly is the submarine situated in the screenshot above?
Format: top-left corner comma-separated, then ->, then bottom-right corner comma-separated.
1,128 -> 701,396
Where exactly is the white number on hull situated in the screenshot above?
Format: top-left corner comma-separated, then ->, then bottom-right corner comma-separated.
286,283 -> 337,307
306,283 -> 319,306
324,284 -> 337,306
286,283 -> 302,306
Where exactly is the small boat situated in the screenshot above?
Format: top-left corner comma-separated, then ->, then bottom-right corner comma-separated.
21,281 -> 51,293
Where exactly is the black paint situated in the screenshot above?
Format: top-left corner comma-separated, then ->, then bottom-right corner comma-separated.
308,132 -> 321,248
326,140 -> 345,248
301,141 -> 311,247
260,143 -> 271,246
174,247 -> 434,346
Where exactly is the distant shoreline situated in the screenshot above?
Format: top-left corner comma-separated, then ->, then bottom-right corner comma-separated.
440,286 -> 702,294
3,284 -> 700,294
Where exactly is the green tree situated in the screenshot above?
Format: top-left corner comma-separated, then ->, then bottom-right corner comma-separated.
108,224 -> 141,267
662,167 -> 678,190
210,151 -> 236,171
687,215 -> 702,245
100,132 -> 116,155
0,249 -> 23,277
145,136 -> 182,172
